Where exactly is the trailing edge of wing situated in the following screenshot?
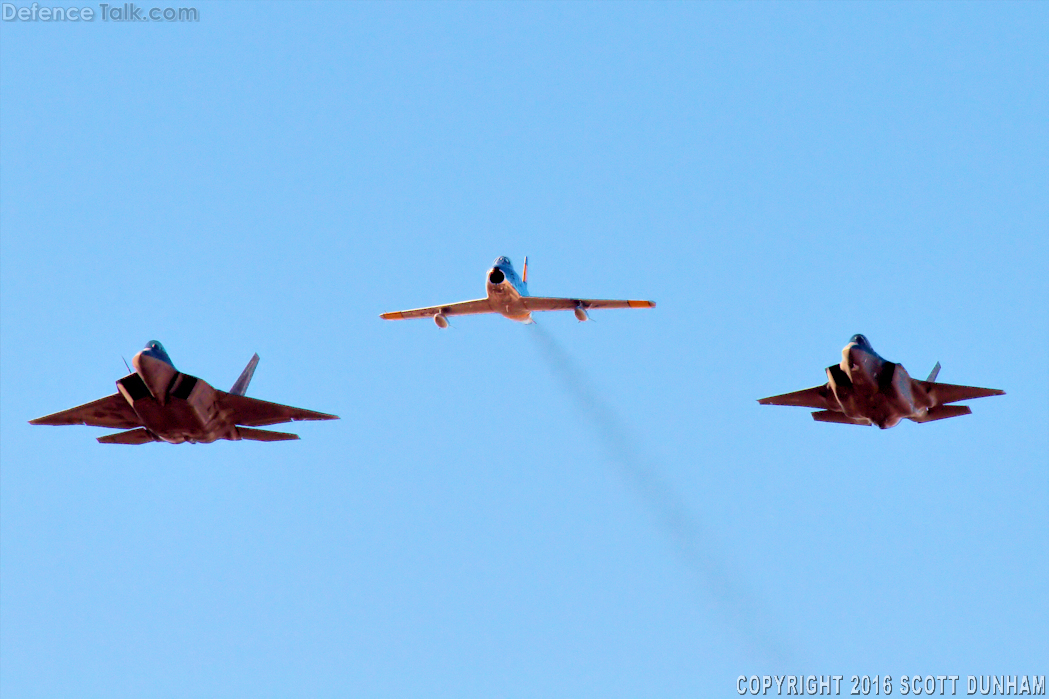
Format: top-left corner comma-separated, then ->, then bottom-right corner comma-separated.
97,428 -> 156,445
917,381 -> 1005,405
522,297 -> 656,312
381,299 -> 494,320
29,393 -> 140,429
220,392 -> 339,427
757,384 -> 833,409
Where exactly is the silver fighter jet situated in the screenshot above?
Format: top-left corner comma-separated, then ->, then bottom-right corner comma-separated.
381,256 -> 655,327
30,341 -> 338,444
758,334 -> 1004,428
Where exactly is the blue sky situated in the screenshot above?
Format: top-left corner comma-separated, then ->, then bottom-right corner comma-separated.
2,2 -> 1046,696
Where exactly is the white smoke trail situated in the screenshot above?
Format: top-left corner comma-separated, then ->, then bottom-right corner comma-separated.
528,324 -> 795,665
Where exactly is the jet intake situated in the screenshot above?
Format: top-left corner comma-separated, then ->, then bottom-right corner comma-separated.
433,313 -> 449,329
488,268 -> 505,284
826,364 -> 853,403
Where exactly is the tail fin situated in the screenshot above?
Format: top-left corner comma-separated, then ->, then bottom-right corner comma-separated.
522,256 -> 529,283
927,361 -> 941,382
230,353 -> 260,396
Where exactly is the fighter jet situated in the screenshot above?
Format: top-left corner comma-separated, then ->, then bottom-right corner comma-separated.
29,341 -> 338,444
380,256 -> 655,327
758,334 -> 1004,429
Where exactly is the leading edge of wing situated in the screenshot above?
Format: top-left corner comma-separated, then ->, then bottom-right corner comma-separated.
381,299 -> 493,320
29,393 -> 141,429
757,384 -> 833,409
523,297 -> 656,312
219,392 -> 339,427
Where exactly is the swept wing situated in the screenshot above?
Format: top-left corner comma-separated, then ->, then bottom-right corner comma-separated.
219,393 -> 339,427
917,381 -> 1005,405
522,297 -> 656,312
757,384 -> 833,410
381,299 -> 493,320
30,393 -> 140,429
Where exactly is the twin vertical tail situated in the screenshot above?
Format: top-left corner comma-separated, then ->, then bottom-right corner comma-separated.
230,353 -> 260,396
927,361 -> 941,382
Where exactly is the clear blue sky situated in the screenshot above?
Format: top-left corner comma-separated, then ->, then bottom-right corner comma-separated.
2,2 -> 1046,696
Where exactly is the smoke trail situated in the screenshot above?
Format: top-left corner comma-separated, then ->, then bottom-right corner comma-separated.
528,324 -> 795,665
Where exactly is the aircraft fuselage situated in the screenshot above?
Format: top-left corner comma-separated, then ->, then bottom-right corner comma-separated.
827,335 -> 934,428
120,342 -> 239,443
484,256 -> 533,322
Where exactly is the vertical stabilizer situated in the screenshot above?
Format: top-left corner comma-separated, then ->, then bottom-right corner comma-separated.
927,362 -> 941,382
522,256 -> 529,283
231,353 -> 260,396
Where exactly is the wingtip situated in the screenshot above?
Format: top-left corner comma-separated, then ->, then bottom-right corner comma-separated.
629,300 -> 656,308
380,312 -> 403,320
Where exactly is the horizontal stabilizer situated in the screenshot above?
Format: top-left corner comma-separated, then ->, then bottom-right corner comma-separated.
918,381 -> 1005,405
97,428 -> 156,445
811,410 -> 871,426
238,427 -> 299,442
909,404 -> 972,423
231,353 -> 260,396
